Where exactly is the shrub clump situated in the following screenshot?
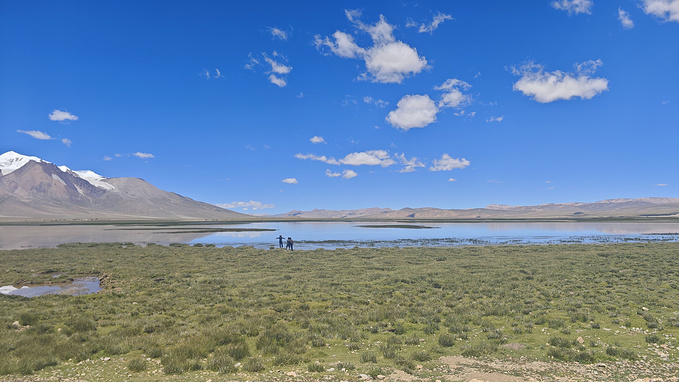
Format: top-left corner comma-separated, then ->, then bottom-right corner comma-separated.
438,333 -> 455,347
127,358 -> 148,372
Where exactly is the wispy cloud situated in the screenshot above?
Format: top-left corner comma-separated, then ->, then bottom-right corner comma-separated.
217,201 -> 275,211
246,52 -> 292,87
201,68 -> 224,79
269,27 -> 288,40
618,8 -> 635,29
314,12 -> 427,84
282,178 -> 298,184
414,12 -> 453,33
325,169 -> 341,178
396,153 -> 425,173
133,152 -> 154,159
486,116 -> 504,122
268,74 -> 287,87
263,53 -> 292,74
512,60 -> 608,103
448,178 -> 457,182
49,109 -> 79,122
17,130 -> 53,140
295,153 -> 340,165
310,136 -> 326,144
429,154 -> 470,171
642,0 -> 679,23
363,96 -> 389,108
551,0 -> 593,15
657,183 -> 668,187
61,138 -> 72,147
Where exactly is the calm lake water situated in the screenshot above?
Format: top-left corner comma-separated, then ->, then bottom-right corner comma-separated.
1,221 -> 678,250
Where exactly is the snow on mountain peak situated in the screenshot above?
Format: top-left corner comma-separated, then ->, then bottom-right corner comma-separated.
1,151 -> 115,190
0,151 -> 48,176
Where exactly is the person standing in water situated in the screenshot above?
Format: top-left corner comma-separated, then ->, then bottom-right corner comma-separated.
276,235 -> 284,248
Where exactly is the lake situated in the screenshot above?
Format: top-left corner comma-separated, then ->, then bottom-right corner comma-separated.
1,221 -> 679,250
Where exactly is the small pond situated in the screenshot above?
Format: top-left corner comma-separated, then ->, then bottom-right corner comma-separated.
0,277 -> 102,298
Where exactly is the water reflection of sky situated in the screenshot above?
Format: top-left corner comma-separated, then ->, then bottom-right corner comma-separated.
0,277 -> 101,297
191,222 -> 679,249
1,222 -> 678,250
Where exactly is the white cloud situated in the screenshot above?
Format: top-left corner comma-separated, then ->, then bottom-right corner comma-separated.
218,201 -> 275,210
551,0 -> 594,15
418,12 -> 453,33
269,74 -> 287,87
247,52 -> 291,87
363,96 -> 389,108
264,54 -> 291,74
133,152 -> 154,159
244,53 -> 259,70
364,41 -> 427,83
657,183 -> 668,187
310,136 -> 326,144
448,178 -> 456,182
486,116 -> 504,122
642,0 -> 679,23
315,13 -> 427,84
282,178 -> 298,184
201,68 -> 223,79
325,169 -> 341,177
17,130 -> 53,140
434,78 -> 471,92
618,8 -> 635,28
429,154 -> 470,171
342,169 -> 358,179
512,60 -> 608,103
49,109 -> 78,122
314,31 -> 365,58
435,79 -> 472,109
295,153 -> 340,165
396,153 -> 424,173
62,138 -> 72,147
386,94 -> 438,130
103,156 -> 112,161
341,150 -> 396,167
269,27 -> 288,40
297,150 -> 397,167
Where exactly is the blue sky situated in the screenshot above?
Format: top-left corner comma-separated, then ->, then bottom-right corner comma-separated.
1,0 -> 677,214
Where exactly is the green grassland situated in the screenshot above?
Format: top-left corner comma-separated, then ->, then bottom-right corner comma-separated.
1,243 -> 678,381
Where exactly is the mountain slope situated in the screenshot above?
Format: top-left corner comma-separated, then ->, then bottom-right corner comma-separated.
0,152 -> 246,221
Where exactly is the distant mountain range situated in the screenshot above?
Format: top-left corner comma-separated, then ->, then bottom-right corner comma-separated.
2,151 -> 677,222
0,151 -> 246,221
272,198 -> 679,220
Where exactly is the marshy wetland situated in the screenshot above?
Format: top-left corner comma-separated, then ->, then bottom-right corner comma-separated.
1,242 -> 678,380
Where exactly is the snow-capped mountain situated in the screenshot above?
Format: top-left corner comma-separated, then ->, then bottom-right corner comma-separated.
0,151 -> 47,176
0,151 -> 246,221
